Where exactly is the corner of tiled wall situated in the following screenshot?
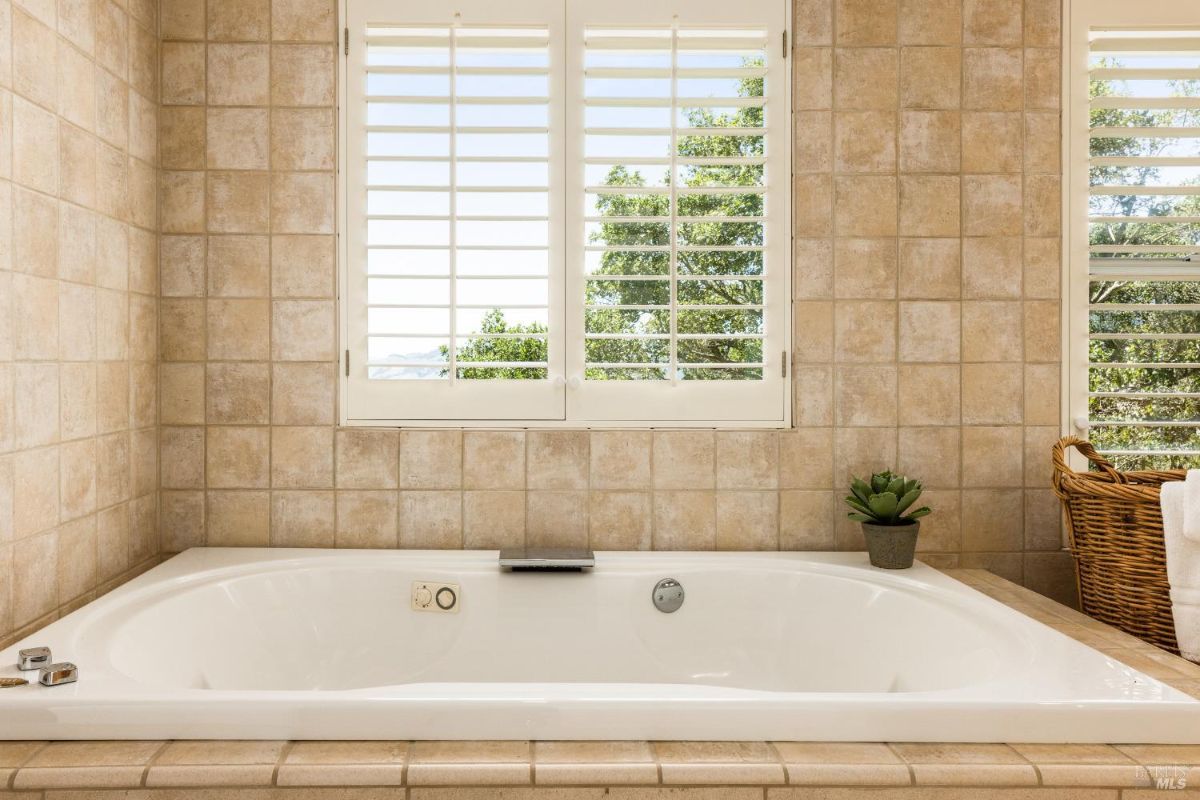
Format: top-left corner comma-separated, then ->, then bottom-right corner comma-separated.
0,0 -> 162,647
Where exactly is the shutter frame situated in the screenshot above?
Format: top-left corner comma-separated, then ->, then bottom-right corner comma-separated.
338,0 -> 791,427
565,0 -> 791,423
343,0 -> 568,422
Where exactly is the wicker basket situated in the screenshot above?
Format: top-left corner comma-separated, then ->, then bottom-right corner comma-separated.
1051,436 -> 1186,656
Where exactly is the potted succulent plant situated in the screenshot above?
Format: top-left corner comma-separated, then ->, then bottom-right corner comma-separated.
844,471 -> 931,569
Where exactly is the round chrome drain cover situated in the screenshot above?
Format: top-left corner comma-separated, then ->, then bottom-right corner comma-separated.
653,578 -> 685,613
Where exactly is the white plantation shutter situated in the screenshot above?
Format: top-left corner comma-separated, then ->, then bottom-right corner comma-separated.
1068,0 -> 1200,468
341,0 -> 789,425
567,0 -> 789,423
344,0 -> 566,421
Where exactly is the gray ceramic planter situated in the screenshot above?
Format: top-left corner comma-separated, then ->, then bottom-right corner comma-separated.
861,521 -> 920,569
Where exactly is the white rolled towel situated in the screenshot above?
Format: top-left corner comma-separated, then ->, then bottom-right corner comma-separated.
1161,478 -> 1200,661
1171,588 -> 1200,663
1184,469 -> 1200,543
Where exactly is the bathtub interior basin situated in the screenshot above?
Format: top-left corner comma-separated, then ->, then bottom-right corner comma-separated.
0,548 -> 1196,742
101,558 -> 1017,693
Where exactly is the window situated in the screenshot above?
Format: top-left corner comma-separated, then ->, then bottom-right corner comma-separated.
1067,0 -> 1200,468
340,0 -> 790,426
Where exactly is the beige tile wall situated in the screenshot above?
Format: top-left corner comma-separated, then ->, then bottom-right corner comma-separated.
156,0 -> 339,557
0,0 -> 162,645
153,0 -> 1074,603
789,0 -> 1071,601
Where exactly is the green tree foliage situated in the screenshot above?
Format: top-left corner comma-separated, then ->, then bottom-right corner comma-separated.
1087,62 -> 1200,468
440,309 -> 548,380
453,61 -> 767,381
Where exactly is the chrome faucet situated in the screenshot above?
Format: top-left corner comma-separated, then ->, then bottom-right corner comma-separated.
18,647 -> 51,671
499,547 -> 595,571
17,647 -> 77,686
39,663 -> 78,687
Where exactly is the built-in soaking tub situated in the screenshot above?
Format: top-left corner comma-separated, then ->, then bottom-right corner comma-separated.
0,548 -> 1196,742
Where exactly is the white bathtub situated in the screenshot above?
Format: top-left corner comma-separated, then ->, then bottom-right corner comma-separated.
0,548 -> 1196,742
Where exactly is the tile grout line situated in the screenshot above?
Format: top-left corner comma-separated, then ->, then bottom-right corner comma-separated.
155,0 -> 166,561
765,740 -> 788,784
883,742 -> 916,785
1018,0 -> 1029,580
200,50 -> 211,554
6,741 -> 50,792
891,0 -> 901,481
140,739 -> 174,787
272,740 -> 296,786
266,0 -> 277,548
401,739 -> 414,785
826,0 -> 838,550
956,0 -> 967,566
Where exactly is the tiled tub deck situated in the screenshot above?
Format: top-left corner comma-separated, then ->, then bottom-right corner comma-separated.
0,570 -> 1197,796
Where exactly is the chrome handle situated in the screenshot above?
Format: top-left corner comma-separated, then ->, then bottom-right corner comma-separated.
38,662 -> 78,687
18,647 -> 51,671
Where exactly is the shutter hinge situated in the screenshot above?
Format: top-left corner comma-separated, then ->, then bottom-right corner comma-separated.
781,350 -> 788,378
344,27 -> 350,55
345,349 -> 350,377
781,31 -> 787,58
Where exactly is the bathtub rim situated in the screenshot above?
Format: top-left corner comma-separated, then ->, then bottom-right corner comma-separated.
0,548 -> 1197,743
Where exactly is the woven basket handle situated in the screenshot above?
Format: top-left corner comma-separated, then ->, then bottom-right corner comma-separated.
1052,436 -> 1125,495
